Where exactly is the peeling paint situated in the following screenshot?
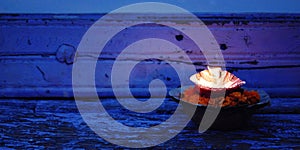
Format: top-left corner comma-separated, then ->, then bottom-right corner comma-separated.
55,44 -> 75,65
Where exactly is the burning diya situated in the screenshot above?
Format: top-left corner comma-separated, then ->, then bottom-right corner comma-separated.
185,66 -> 259,107
169,66 -> 270,130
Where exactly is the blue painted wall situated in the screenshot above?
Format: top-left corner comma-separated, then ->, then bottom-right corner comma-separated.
0,13 -> 299,98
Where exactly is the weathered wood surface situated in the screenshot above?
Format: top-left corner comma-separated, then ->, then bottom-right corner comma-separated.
1,14 -> 300,97
0,98 -> 299,149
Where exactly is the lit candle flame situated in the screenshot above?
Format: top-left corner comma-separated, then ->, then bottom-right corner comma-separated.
190,66 -> 245,89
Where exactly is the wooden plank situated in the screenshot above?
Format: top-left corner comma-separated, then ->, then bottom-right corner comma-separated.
1,58 -> 299,86
36,98 -> 299,114
0,97 -> 298,119
0,14 -> 299,57
1,57 -> 299,93
1,57 -> 299,97
1,86 -> 300,98
0,21 -> 299,56
0,99 -> 299,149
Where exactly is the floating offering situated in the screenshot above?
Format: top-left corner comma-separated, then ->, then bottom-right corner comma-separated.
169,66 -> 270,130
184,66 -> 260,107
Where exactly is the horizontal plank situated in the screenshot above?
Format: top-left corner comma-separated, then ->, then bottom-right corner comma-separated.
1,52 -> 300,68
0,21 -> 299,56
35,97 -> 300,114
0,57 -> 300,84
1,86 -> 300,98
0,98 -> 299,149
0,14 -> 300,57
0,97 -> 299,116
1,58 -> 299,92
